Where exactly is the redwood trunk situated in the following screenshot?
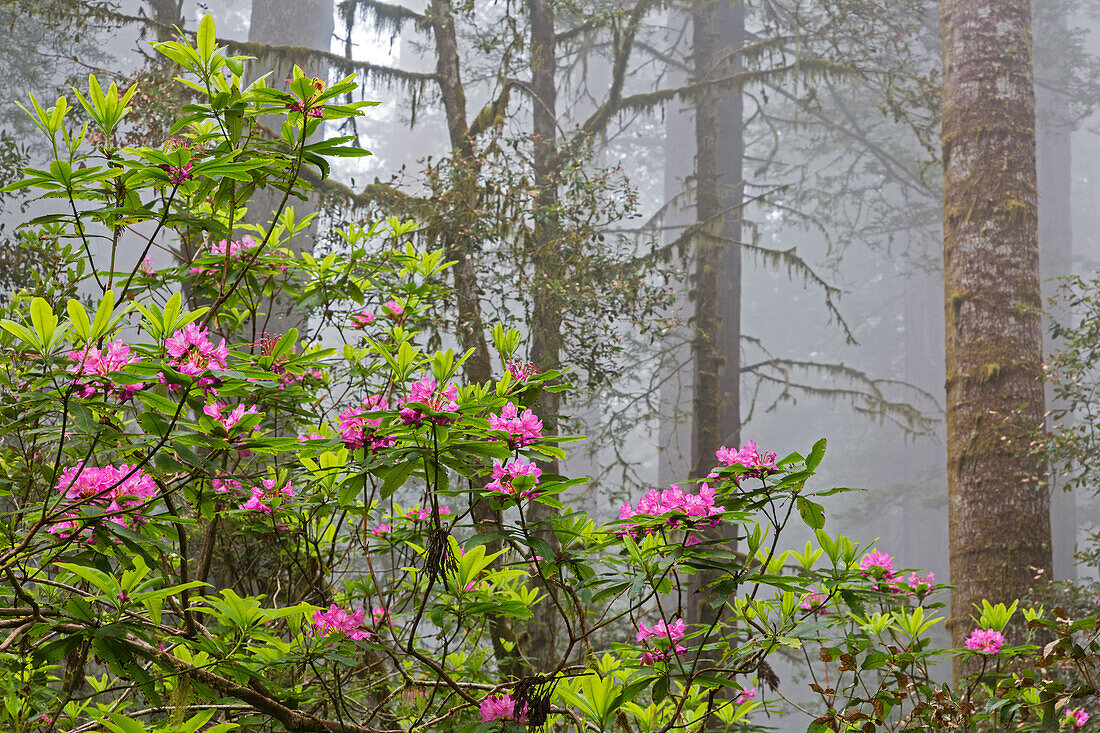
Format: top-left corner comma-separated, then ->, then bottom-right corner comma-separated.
941,0 -> 1052,677
687,0 -> 743,637
524,0 -> 564,671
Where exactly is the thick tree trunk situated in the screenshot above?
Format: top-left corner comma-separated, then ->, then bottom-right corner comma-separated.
686,0 -> 742,639
941,0 -> 1052,679
524,0 -> 564,672
426,0 -> 493,385
425,0 -> 516,677
244,0 -> 334,337
690,0 -> 741,482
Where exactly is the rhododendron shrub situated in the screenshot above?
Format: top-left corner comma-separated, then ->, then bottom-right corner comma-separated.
0,16 -> 1095,733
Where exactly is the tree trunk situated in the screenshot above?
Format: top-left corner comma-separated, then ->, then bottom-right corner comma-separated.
424,0 -> 517,677
941,0 -> 1052,679
690,0 -> 741,482
426,0 -> 493,386
524,0 -> 564,672
244,0 -> 334,337
686,0 -> 742,638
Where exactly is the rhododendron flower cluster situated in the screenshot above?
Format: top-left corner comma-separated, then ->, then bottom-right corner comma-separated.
399,376 -> 459,425
68,339 -> 142,399
49,464 -> 159,537
350,309 -> 375,328
964,628 -> 1005,655
859,551 -> 896,579
189,235 -> 259,274
203,402 -> 259,434
240,479 -> 294,514
164,323 -> 229,389
485,457 -> 542,502
506,360 -> 538,381
212,476 -> 241,494
311,604 -> 370,640
618,484 -> 725,543
1066,709 -> 1090,728
166,163 -> 192,184
407,505 -> 451,521
636,617 -> 688,665
715,440 -> 778,478
488,402 -> 542,448
350,299 -> 405,329
479,694 -> 525,724
800,590 -> 830,614
338,394 -> 392,451
736,688 -> 757,705
904,571 -> 936,597
370,523 -> 390,537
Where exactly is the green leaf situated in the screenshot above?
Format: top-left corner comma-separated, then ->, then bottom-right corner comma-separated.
67,299 -> 91,340
797,497 -> 826,530
805,438 -> 827,471
101,711 -> 148,733
197,14 -> 216,65
90,290 -> 117,339
56,562 -> 118,596
652,675 -> 668,704
379,460 -> 417,499
861,651 -> 888,670
30,297 -> 58,347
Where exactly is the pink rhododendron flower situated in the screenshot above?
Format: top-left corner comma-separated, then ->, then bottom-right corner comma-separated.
859,551 -> 895,578
68,340 -> 143,399
338,394 -> 392,451
399,376 -> 459,425
212,476 -> 242,494
140,255 -> 154,274
479,694 -> 525,724
619,483 -> 725,540
311,605 -> 370,640
350,309 -> 375,328
485,458 -> 542,503
381,299 -> 404,318
1066,709 -> 1090,729
166,163 -> 192,184
714,440 -> 778,477
165,323 -> 229,382
371,607 -> 391,625
800,590 -> 830,614
48,464 -> 158,538
506,360 -> 539,382
964,627 -> 1005,655
406,505 -> 450,522
371,523 -> 391,537
488,402 -> 543,448
210,235 -> 259,258
203,402 -> 259,435
736,688 -> 757,705
636,617 -> 688,665
188,236 -> 260,275
240,479 -> 294,514
905,571 -> 936,597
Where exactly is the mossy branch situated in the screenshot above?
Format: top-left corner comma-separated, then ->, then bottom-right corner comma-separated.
339,0 -> 425,36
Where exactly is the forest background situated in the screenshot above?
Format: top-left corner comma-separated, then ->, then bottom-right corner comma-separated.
2,0 -> 1100,729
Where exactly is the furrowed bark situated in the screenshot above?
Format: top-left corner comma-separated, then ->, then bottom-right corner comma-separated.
524,0 -> 565,673
940,0 -> 1052,679
686,0 -> 744,658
